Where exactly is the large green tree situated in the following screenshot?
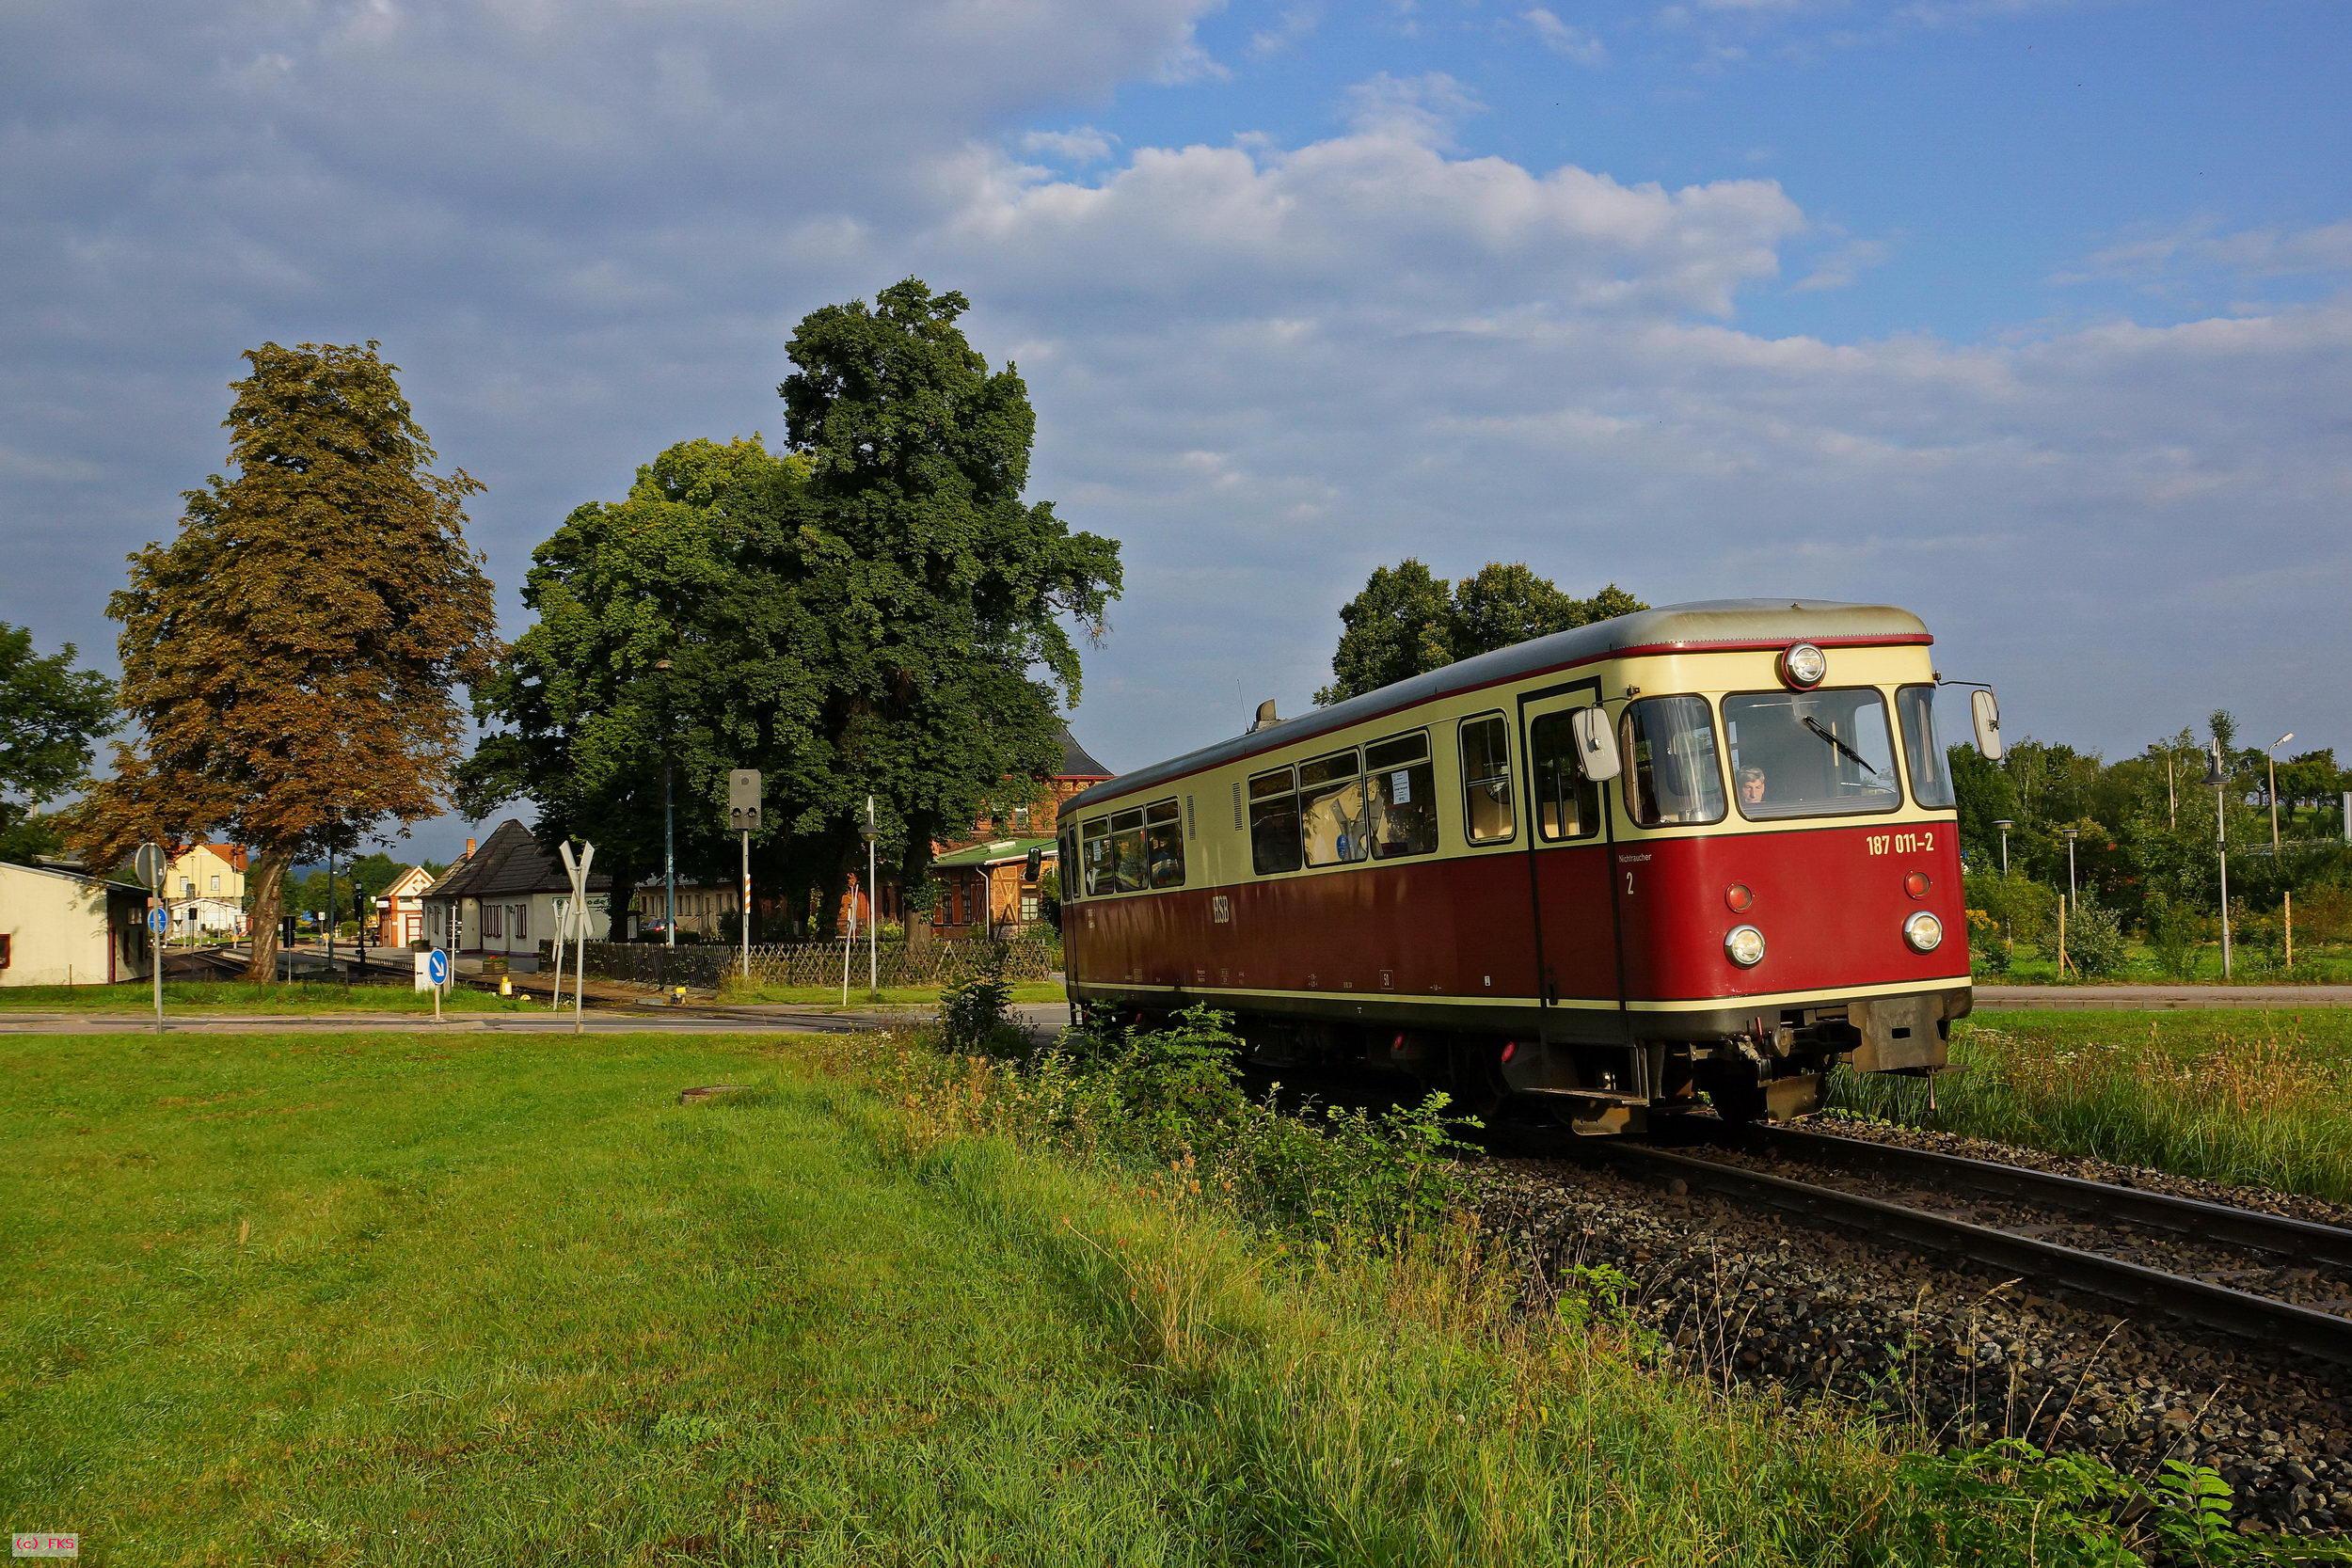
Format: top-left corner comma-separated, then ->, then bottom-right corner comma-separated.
0,622 -> 114,861
469,280 -> 1122,938
1316,560 -> 1645,705
77,341 -> 500,979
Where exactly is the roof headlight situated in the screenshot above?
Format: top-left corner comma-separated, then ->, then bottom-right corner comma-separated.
1724,925 -> 1766,968
1779,641 -> 1828,689
1904,911 -> 1944,953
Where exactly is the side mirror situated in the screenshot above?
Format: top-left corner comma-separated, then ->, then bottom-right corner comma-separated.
1570,705 -> 1623,782
1969,689 -> 2004,762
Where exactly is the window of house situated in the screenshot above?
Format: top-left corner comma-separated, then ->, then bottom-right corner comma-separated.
484,903 -> 502,939
1020,894 -> 1040,923
209,874 -> 221,894
1299,749 -> 1369,867
1011,805 -> 1031,831
181,879 -> 194,898
1248,767 -> 1302,876
1,933 -> 10,970
1145,799 -> 1184,888
1620,696 -> 1727,828
1529,709 -> 1604,842
1365,730 -> 1438,859
514,903 -> 527,941
1459,714 -> 1516,844
1896,685 -> 1957,810
1110,809 -> 1147,894
1723,689 -> 1900,820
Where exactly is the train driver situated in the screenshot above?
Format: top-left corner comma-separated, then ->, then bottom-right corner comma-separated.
1738,765 -> 1768,808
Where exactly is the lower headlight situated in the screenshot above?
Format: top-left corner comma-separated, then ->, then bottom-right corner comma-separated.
1903,911 -> 1944,953
1724,925 -> 1766,968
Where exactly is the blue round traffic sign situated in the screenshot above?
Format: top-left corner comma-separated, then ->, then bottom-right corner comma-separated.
148,908 -> 167,934
427,948 -> 449,985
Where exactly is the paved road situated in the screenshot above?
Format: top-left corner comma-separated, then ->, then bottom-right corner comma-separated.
1975,984 -> 2352,1010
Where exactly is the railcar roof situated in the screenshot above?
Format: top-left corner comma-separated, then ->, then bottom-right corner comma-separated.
1066,597 -> 1930,812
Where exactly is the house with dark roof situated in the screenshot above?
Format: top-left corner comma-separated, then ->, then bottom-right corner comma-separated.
930,723 -> 1113,940
418,819 -> 610,970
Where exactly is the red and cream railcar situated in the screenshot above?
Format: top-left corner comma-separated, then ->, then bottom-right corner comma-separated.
1058,600 -> 2000,1131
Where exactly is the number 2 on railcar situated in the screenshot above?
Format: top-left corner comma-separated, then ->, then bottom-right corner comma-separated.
1057,600 -> 2004,1133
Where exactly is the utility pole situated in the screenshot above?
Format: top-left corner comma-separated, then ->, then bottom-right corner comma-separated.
2062,826 -> 2078,910
865,795 -> 880,998
2166,752 -> 2176,829
656,657 -> 675,950
2211,744 -> 2233,980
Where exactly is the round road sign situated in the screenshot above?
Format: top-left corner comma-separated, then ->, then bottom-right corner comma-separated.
426,948 -> 449,986
148,907 -> 168,934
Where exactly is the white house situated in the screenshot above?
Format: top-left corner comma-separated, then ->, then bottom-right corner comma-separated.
419,820 -> 609,972
373,864 -> 435,948
0,861 -> 155,987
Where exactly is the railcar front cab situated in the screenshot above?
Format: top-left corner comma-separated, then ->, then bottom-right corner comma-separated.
1517,643 -> 2006,1132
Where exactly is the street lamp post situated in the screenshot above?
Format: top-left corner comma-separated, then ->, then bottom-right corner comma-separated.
861,796 -> 880,999
2209,744 -> 2233,980
1993,818 -> 2013,877
2061,826 -> 2078,910
2267,733 -> 2295,855
655,657 -> 675,951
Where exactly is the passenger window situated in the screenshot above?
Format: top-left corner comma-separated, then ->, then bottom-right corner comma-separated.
1248,768 -> 1302,876
1620,695 -> 1727,828
1459,714 -> 1516,844
1110,809 -> 1147,893
1365,731 -> 1438,859
1528,710 -> 1602,842
1059,826 -> 1079,900
1298,749 -> 1368,867
1082,818 -> 1113,896
1145,799 -> 1184,888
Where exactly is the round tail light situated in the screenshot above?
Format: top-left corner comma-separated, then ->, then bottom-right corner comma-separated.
1725,883 -> 1754,912
1904,871 -> 1931,899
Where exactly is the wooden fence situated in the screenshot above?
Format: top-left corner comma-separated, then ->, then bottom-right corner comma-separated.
555,928 -> 1061,992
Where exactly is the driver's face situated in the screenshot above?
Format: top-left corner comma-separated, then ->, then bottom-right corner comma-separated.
1741,777 -> 1766,803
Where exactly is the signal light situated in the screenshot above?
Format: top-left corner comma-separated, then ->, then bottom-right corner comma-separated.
1904,871 -> 1931,899
1724,925 -> 1766,968
1904,911 -> 1944,952
1725,883 -> 1753,912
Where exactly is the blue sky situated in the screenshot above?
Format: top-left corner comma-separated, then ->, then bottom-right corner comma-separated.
2,0 -> 2346,862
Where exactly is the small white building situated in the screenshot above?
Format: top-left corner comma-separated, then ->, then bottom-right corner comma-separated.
0,861 -> 155,987
419,820 -> 609,972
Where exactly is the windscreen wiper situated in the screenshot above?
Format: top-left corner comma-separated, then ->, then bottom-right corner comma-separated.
1803,716 -> 1885,778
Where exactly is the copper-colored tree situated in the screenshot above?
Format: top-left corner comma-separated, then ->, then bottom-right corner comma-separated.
76,342 -> 500,979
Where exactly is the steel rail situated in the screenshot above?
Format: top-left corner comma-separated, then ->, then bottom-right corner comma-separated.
1733,1124 -> 2352,1272
1595,1140 -> 2352,1371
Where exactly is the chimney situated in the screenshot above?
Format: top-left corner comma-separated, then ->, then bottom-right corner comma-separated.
463,836 -> 476,859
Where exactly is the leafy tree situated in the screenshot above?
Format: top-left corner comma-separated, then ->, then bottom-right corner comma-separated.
1316,561 -> 1645,705
462,436 -> 818,938
0,622 -> 114,854
75,341 -> 500,979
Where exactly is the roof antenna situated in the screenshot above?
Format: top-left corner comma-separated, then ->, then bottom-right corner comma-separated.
1250,699 -> 1279,734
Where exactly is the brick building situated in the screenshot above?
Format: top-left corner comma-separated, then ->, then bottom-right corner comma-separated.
930,726 -> 1110,940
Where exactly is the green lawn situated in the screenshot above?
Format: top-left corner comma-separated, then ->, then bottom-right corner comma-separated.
0,980 -> 536,1013
714,978 -> 1066,1008
0,1029 -> 2194,1566
1980,939 -> 2352,985
1832,1006 -> 2352,1203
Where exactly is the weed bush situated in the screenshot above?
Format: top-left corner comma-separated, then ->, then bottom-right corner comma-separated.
2062,895 -> 2129,978
938,974 -> 1019,1055
2144,893 -> 2201,981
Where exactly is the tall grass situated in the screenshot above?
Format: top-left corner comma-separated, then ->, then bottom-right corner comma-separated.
1831,1009 -> 2352,1203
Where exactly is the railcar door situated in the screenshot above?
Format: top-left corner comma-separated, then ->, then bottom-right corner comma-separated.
1518,683 -> 1623,1042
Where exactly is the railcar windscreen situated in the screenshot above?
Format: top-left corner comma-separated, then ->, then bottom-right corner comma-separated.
1529,709 -> 1603,841
1458,714 -> 1516,843
1620,696 -> 1728,827
1366,731 -> 1438,859
1896,686 -> 1957,809
1722,689 -> 1901,820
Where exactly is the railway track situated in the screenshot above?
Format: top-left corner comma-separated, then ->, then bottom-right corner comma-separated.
1585,1123 -> 2352,1371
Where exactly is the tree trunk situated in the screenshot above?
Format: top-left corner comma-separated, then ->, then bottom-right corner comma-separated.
243,843 -> 294,982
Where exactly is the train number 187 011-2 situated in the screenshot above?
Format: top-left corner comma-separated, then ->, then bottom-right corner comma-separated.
1867,830 -> 1935,855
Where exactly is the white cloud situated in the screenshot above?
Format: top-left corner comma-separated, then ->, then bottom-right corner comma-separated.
1791,236 -> 1891,292
2058,216 -> 2352,286
1522,8 -> 1608,64
1018,126 -> 1120,166
1249,4 -> 1323,56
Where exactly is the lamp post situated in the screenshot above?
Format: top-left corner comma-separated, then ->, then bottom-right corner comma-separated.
2209,744 -> 2233,980
654,657 -> 675,950
2267,733 -> 2295,854
861,796 -> 880,998
324,806 -> 340,976
2061,826 -> 2078,910
1993,818 -> 2013,877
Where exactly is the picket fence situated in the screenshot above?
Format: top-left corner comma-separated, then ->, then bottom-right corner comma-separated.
555,929 -> 1060,992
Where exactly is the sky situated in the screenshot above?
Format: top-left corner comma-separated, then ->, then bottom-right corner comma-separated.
3,0 -> 2347,863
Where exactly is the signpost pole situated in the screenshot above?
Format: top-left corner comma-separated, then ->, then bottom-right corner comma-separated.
136,843 -> 167,1036
740,830 -> 752,986
151,901 -> 164,1036
549,896 -> 567,1010
866,796 -> 878,999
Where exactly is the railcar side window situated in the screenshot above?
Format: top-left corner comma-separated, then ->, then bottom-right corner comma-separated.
1145,799 -> 1184,888
1365,731 -> 1438,859
1528,710 -> 1603,842
1248,767 -> 1303,876
1082,818 -> 1113,896
1896,686 -> 1957,810
1059,826 -> 1080,900
1722,689 -> 1900,820
1619,696 -> 1727,828
1458,713 -> 1516,844
1298,749 -> 1370,867
1110,809 -> 1148,893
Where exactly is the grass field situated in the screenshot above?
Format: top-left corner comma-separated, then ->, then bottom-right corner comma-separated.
714,978 -> 1066,1008
1983,940 -> 2352,986
1832,1007 -> 2352,1204
1,1028 -> 2220,1566
0,980 -> 536,1013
